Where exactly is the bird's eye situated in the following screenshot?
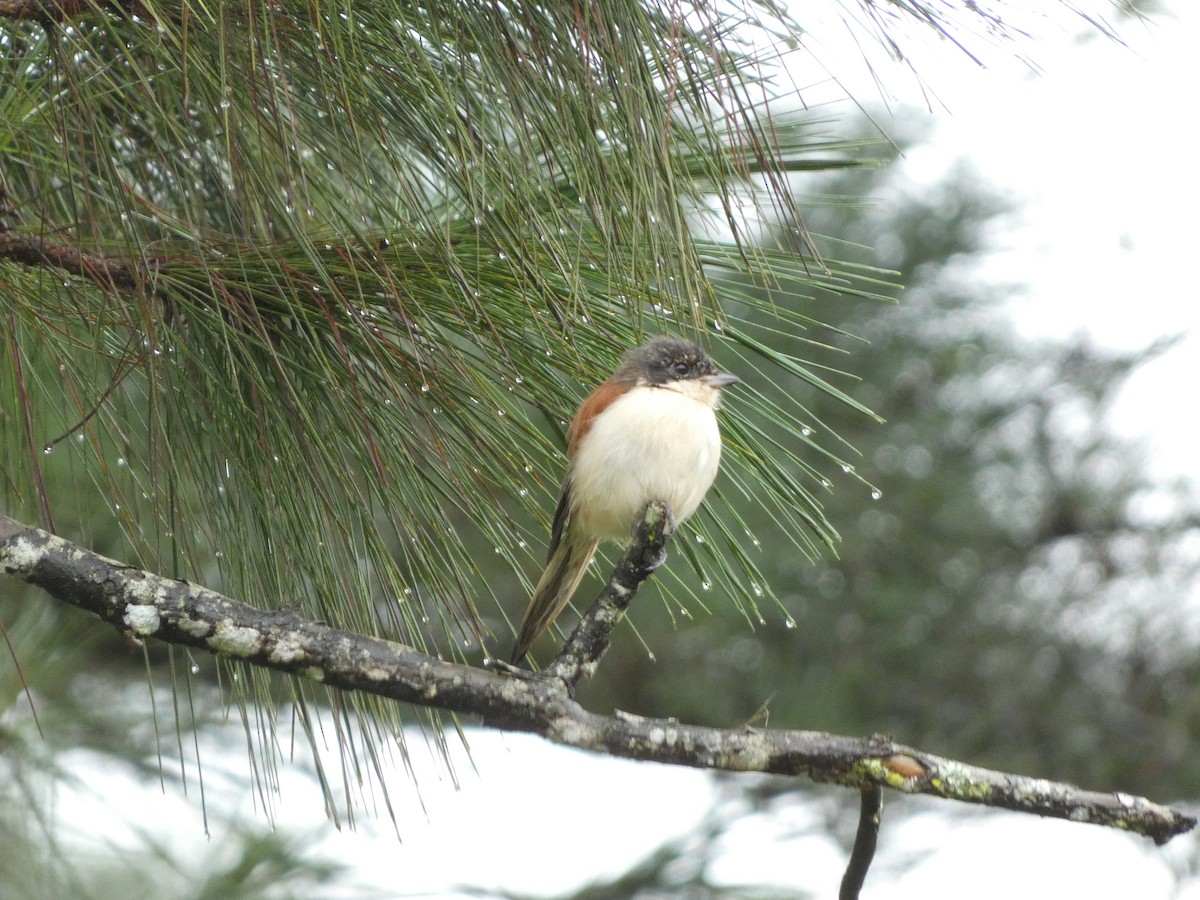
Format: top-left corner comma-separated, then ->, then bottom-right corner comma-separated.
673,362 -> 689,376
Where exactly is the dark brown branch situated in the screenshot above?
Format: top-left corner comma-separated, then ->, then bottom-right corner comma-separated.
840,784 -> 883,900
545,501 -> 674,685
0,231 -> 145,291
0,0 -> 146,22
0,512 -> 1194,846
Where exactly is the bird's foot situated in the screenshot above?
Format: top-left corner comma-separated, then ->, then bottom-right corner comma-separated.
485,657 -> 528,675
485,656 -> 548,682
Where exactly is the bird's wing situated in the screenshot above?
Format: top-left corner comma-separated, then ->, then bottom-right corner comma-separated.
547,379 -> 621,563
567,379 -> 623,454
547,476 -> 572,564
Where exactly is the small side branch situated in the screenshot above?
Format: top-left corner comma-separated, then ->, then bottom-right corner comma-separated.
0,513 -> 1194,846
0,0 -> 147,22
0,231 -> 144,291
546,502 -> 674,685
840,784 -> 882,900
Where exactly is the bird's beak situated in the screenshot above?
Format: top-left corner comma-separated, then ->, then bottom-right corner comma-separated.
703,371 -> 740,389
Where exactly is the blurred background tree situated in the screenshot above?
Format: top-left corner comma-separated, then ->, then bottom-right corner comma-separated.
558,138 -> 1200,897
591,146 -> 1200,798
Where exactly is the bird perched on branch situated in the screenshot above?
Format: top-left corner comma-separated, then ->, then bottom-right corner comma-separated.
510,335 -> 739,663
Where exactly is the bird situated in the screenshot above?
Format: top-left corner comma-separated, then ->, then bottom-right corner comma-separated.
510,335 -> 739,663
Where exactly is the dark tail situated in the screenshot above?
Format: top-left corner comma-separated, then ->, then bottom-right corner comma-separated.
510,533 -> 599,664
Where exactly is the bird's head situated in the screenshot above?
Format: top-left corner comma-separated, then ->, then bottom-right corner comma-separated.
617,336 -> 739,402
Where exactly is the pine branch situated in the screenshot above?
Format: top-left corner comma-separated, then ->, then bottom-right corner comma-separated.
1,511 -> 1194,849
0,0 -> 147,22
0,231 -> 144,291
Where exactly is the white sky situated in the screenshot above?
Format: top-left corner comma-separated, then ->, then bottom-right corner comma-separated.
48,2 -> 1200,897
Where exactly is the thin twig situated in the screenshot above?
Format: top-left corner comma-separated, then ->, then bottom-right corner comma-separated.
0,512 -> 1194,845
840,783 -> 883,900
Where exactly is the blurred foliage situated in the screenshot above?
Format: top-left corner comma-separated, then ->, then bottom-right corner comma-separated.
583,144 -> 1200,806
0,779 -> 345,900
533,122 -> 1200,897
0,586 -> 348,898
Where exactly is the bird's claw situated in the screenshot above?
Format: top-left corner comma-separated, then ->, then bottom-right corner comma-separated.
484,657 -> 539,679
646,546 -> 668,572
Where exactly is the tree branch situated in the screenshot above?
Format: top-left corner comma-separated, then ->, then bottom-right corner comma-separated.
0,0 -> 147,22
544,501 -> 674,685
841,784 -> 882,900
0,512 -> 1194,846
0,230 -> 145,291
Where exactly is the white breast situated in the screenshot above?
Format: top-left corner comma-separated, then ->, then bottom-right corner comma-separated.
570,384 -> 724,542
